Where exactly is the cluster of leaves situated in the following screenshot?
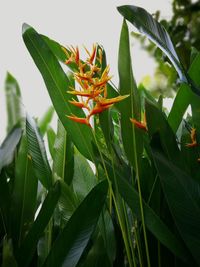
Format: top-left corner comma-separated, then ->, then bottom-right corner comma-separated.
1,4 -> 200,267
132,0 -> 200,96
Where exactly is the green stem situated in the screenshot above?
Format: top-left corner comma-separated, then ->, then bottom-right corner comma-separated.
132,127 -> 151,267
123,201 -> 137,267
92,130 -> 133,267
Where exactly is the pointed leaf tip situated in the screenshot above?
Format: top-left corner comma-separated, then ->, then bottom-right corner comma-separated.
22,23 -> 31,34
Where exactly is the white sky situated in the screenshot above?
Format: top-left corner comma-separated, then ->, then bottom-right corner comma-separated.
0,0 -> 172,143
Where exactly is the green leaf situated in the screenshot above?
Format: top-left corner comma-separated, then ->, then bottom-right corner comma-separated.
16,181 -> 61,267
0,127 -> 22,174
26,115 -> 52,189
53,120 -> 74,185
117,5 -> 185,82
118,19 -> 142,167
38,106 -> 54,136
22,24 -> 95,161
117,5 -> 200,96
43,180 -> 108,267
10,135 -> 38,249
5,72 -> 24,133
151,136 -> 200,265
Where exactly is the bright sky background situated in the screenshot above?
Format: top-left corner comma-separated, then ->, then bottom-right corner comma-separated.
0,0 -> 172,143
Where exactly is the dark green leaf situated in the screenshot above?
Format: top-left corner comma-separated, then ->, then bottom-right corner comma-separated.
0,127 -> 22,174
16,181 -> 61,267
26,115 -> 52,189
117,5 -> 185,82
117,5 -> 200,96
43,180 -> 108,267
104,159 -> 190,262
118,19 -> 142,167
151,137 -> 200,264
22,24 -> 95,161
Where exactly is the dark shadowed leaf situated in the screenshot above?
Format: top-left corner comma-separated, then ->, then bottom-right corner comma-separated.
151,136 -> 200,265
16,181 -> 61,267
43,180 -> 108,267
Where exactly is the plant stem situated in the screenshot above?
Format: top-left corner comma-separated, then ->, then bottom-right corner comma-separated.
92,130 -> 134,267
132,126 -> 151,267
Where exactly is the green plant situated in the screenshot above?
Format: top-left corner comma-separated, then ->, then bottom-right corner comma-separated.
1,4 -> 200,267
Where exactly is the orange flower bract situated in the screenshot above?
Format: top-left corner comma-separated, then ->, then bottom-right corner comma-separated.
64,44 -> 129,127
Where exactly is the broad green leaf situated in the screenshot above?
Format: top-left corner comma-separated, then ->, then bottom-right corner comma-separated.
38,106 -> 54,136
117,6 -> 184,81
104,159 -> 190,262
43,180 -> 108,267
26,115 -> 52,189
73,152 -> 97,201
53,120 -> 74,185
118,19 -> 142,167
16,181 -> 61,267
0,127 -> 22,174
10,135 -> 38,249
22,24 -> 95,161
117,5 -> 200,96
5,72 -> 24,133
151,136 -> 200,265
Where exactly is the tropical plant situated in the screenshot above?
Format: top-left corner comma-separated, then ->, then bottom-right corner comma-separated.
1,4 -> 200,267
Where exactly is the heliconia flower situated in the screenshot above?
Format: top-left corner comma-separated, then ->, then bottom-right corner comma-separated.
89,103 -> 113,117
130,114 -> 147,132
84,44 -> 96,65
130,118 -> 147,131
66,115 -> 91,127
97,95 -> 129,106
64,44 -> 129,127
68,100 -> 89,110
185,128 -> 198,147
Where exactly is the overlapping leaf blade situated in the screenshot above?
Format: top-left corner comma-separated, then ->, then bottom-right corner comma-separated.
16,181 -> 61,267
26,115 -> 52,189
151,137 -> 200,265
43,180 -> 108,267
